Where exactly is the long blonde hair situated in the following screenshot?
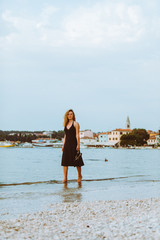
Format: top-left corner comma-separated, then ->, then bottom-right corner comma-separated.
64,109 -> 76,127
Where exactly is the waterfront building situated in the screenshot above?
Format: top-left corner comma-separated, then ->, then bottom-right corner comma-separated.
98,132 -> 110,143
93,133 -> 99,141
34,132 -> 44,136
43,131 -> 53,137
9,132 -> 34,136
156,134 -> 160,145
80,137 -> 97,145
107,116 -> 132,145
147,130 -> 157,137
108,129 -> 132,145
147,136 -> 157,145
9,133 -> 17,136
80,130 -> 93,138
147,130 -> 158,145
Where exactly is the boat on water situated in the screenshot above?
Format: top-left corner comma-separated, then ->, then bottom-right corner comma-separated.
127,145 -> 135,149
52,142 -> 63,148
18,142 -> 33,148
0,141 -> 15,147
32,138 -> 58,147
144,146 -> 153,149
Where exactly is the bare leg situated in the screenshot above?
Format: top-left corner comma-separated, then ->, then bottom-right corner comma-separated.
76,167 -> 82,182
63,166 -> 68,183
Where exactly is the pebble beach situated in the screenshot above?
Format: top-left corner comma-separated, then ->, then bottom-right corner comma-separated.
1,198 -> 160,240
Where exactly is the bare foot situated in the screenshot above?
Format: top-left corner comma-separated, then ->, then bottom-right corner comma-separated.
77,175 -> 82,183
62,179 -> 67,183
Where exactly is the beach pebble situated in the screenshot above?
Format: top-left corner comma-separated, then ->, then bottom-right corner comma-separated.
0,198 -> 160,239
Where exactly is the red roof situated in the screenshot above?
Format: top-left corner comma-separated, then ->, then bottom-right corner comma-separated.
113,129 -> 132,132
98,132 -> 107,135
147,130 -> 157,133
147,130 -> 152,133
149,136 -> 156,140
93,134 -> 99,137
98,131 -> 111,135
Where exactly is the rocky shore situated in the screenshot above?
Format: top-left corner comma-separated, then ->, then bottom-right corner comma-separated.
0,198 -> 160,240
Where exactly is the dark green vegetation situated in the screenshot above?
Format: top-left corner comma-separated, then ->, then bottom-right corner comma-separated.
51,131 -> 64,140
120,129 -> 149,147
0,130 -> 64,142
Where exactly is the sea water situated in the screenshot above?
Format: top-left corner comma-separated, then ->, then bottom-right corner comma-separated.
0,147 -> 160,218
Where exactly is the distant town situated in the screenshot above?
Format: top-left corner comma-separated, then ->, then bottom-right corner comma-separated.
0,117 -> 160,148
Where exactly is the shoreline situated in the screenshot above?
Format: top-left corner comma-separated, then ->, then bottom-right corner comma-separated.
1,197 -> 160,240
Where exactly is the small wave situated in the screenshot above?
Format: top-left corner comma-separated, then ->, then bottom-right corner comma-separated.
135,180 -> 160,183
87,159 -> 102,161
0,175 -> 148,187
0,180 -> 59,187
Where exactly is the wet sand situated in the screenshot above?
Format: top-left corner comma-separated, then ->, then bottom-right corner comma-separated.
0,198 -> 160,240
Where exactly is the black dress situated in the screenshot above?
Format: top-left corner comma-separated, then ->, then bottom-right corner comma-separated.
61,121 -> 84,167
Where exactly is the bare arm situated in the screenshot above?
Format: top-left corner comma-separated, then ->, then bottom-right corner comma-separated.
75,122 -> 80,151
62,134 -> 66,151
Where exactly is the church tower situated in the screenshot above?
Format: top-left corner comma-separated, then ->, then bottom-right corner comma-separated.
126,116 -> 130,129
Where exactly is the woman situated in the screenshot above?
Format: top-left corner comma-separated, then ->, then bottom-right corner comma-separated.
61,109 -> 84,183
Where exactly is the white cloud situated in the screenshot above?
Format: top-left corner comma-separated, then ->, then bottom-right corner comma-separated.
64,3 -> 145,47
36,6 -> 58,28
0,2 -> 159,50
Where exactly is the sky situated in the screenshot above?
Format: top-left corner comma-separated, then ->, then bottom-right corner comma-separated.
1,0 -> 160,132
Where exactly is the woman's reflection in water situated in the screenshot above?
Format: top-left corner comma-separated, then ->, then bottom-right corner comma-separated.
62,182 -> 82,202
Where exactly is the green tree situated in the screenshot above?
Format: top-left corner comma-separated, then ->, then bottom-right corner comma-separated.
57,130 -> 64,140
0,131 -> 6,141
120,128 -> 149,147
51,130 -> 64,140
131,128 -> 149,146
51,131 -> 57,138
120,134 -> 136,147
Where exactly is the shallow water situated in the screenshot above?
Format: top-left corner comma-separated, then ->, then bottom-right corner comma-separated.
0,147 -> 160,218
